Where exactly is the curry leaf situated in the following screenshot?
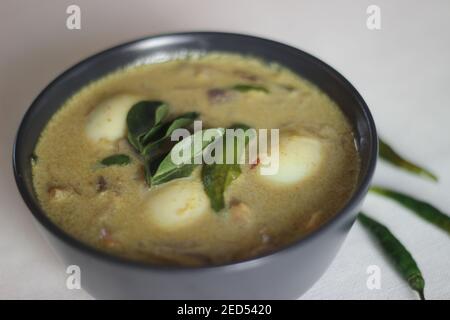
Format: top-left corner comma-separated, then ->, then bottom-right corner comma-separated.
143,152 -> 168,187
141,112 -> 199,156
166,112 -> 198,132
126,101 -> 169,152
139,123 -> 165,148
154,103 -> 170,124
140,108 -> 193,147
202,163 -> 241,212
201,124 -> 253,212
100,154 -> 131,166
151,163 -> 198,186
151,128 -> 225,186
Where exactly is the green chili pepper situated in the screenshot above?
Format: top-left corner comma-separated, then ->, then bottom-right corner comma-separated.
379,138 -> 438,182
358,212 -> 426,300
370,186 -> 450,235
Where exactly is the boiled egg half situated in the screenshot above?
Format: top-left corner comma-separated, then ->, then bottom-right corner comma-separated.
258,135 -> 324,185
85,94 -> 144,143
144,179 -> 209,231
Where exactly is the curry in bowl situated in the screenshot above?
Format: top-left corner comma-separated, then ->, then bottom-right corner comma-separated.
31,53 -> 360,267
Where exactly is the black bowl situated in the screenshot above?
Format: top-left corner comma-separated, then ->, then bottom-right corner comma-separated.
13,32 -> 377,299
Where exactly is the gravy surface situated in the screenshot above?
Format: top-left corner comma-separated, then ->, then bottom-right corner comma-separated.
32,54 -> 360,266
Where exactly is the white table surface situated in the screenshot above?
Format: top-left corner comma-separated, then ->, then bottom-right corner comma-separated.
1,0 -> 449,300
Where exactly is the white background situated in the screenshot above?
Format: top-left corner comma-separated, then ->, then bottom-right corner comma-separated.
0,0 -> 449,299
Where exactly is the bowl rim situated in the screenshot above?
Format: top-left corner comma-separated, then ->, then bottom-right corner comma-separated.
12,31 -> 378,272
